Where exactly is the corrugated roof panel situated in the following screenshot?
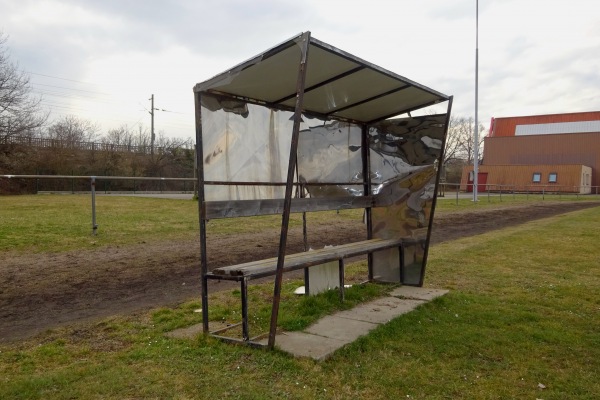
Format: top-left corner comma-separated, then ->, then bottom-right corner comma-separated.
197,42 -> 302,102
194,32 -> 449,123
333,86 -> 441,122
515,120 -> 600,135
281,68 -> 408,115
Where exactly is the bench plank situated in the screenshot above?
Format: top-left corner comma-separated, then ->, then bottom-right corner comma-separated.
210,238 -> 402,278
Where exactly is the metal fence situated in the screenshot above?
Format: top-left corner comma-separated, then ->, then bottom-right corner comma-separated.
2,175 -> 600,234
439,183 -> 600,205
1,174 -> 198,236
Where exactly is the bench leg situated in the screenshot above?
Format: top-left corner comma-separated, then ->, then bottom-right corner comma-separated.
304,267 -> 310,296
338,259 -> 345,301
399,245 -> 405,284
241,277 -> 249,341
202,275 -> 209,333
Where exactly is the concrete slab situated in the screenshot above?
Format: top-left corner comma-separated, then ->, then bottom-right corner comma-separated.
305,315 -> 378,342
263,331 -> 349,361
335,297 -> 424,324
167,288 -> 449,361
389,286 -> 449,301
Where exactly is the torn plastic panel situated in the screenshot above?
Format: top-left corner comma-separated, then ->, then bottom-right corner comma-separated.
200,93 -> 297,201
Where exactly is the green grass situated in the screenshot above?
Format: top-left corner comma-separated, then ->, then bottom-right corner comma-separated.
0,195 -> 311,253
1,202 -> 599,399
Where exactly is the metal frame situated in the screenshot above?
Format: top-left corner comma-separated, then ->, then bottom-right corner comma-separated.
193,31 -> 451,349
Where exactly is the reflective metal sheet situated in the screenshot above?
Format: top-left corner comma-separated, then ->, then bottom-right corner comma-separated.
368,114 -> 446,284
297,119 -> 364,197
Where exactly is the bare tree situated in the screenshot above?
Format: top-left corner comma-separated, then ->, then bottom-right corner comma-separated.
440,116 -> 486,184
0,32 -> 47,140
443,115 -> 464,165
45,115 -> 99,144
445,116 -> 485,165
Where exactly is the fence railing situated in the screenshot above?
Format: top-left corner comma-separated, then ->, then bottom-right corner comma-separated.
439,183 -> 600,205
1,174 -> 199,236
3,175 -> 600,233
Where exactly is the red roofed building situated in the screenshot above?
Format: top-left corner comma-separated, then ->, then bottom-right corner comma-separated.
461,111 -> 600,193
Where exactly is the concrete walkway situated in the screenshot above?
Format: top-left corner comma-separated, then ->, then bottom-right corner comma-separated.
166,286 -> 448,361
260,286 -> 448,360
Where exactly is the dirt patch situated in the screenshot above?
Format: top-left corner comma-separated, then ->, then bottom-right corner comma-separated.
1,201 -> 598,343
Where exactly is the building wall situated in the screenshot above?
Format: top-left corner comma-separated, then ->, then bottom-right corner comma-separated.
460,164 -> 592,193
490,111 -> 600,137
483,132 -> 600,187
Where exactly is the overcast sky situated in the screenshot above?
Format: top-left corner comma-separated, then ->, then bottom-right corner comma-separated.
2,0 -> 599,139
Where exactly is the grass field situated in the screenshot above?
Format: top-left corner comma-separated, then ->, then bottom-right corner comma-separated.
0,193 -> 598,253
1,196 -> 599,399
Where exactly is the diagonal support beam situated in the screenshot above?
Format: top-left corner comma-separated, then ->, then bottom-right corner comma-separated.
268,31 -> 311,349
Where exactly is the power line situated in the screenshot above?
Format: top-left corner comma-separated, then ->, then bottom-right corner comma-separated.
33,89 -> 115,103
26,71 -> 98,85
31,82 -> 111,96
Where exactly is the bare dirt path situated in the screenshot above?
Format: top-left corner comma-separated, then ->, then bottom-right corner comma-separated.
1,201 -> 598,343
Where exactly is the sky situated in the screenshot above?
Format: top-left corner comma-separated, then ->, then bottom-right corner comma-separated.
2,0 -> 599,140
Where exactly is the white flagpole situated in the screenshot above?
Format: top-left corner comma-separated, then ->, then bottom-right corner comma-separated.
473,0 -> 480,202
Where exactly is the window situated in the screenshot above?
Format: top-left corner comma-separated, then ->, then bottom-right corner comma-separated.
532,173 -> 541,183
548,173 -> 557,183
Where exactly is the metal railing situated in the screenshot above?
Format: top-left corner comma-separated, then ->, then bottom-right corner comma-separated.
3,175 -> 600,233
439,183 -> 600,205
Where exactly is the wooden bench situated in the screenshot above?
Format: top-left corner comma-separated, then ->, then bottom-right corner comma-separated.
206,237 -> 404,342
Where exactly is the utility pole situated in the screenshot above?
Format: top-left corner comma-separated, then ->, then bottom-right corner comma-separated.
473,0 -> 480,202
149,94 -> 156,155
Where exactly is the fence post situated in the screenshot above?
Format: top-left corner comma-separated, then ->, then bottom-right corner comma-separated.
542,188 -> 545,200
91,177 -> 98,236
455,185 -> 459,205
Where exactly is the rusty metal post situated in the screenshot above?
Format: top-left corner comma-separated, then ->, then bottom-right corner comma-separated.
361,124 -> 373,280
338,259 -> 345,302
194,92 -> 210,334
241,278 -> 249,341
91,177 -> 98,236
268,32 -> 311,349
